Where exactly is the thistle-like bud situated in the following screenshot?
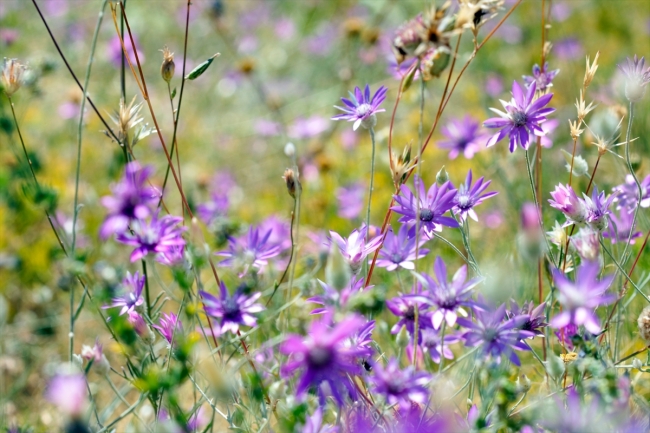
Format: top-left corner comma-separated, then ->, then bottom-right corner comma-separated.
568,119 -> 584,140
160,46 -> 175,83
282,168 -> 299,199
583,51 -> 599,90
436,166 -> 449,185
637,306 -> 650,343
1,58 -> 26,97
390,144 -> 417,186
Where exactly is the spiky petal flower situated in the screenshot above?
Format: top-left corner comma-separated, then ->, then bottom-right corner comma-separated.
153,312 -> 183,346
570,228 -> 600,261
375,224 -> 429,271
484,81 -> 555,152
420,328 -> 459,364
548,184 -> 587,226
116,213 -> 186,262
583,186 -> 616,232
386,294 -> 432,339
604,207 -> 643,244
1,58 -> 27,97
438,115 -> 489,160
452,170 -> 498,222
551,261 -> 615,334
108,96 -> 155,148
457,304 -> 533,366
100,162 -> 160,238
392,176 -> 459,235
336,183 -> 365,220
328,225 -> 382,274
617,55 -> 650,102
217,226 -> 282,276
369,358 -> 431,410
280,313 -> 367,406
507,301 -> 548,338
200,282 -> 264,335
523,62 -> 559,92
332,85 -> 388,131
613,174 -> 650,212
104,271 -> 145,316
419,257 -> 481,329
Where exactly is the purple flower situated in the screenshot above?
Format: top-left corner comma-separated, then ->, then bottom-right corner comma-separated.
548,184 -> 587,225
571,227 -> 600,261
308,277 -> 369,315
197,172 -> 236,226
107,33 -> 144,69
104,271 -> 145,316
613,174 -> 650,212
438,115 -> 489,160
280,314 -> 367,406
127,311 -> 148,337
100,162 -> 159,238
302,408 -> 339,433
155,245 -> 186,267
80,338 -> 103,363
45,372 -> 87,417
419,328 -> 459,364
604,207 -> 643,244
617,55 -> 650,102
369,358 -> 430,410
484,81 -> 555,152
555,324 -> 578,350
200,282 -> 264,335
554,37 -> 583,60
542,389 -> 610,432
418,257 -> 481,329
523,62 -> 559,92
583,186 -> 616,232
337,183 -> 365,220
375,224 -> 429,271
116,213 -> 186,262
452,170 -> 498,222
328,224 -> 382,274
386,294 -> 431,339
391,176 -> 459,235
551,261 -> 615,334
507,301 -> 548,338
217,226 -> 282,276
457,303 -> 533,366
153,312 -> 183,346
288,116 -> 329,139
332,84 -> 388,131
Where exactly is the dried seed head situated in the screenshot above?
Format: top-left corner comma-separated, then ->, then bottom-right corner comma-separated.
568,119 -> 584,140
638,306 -> 650,343
343,17 -> 365,38
1,58 -> 27,97
107,96 -> 155,148
583,51 -> 599,90
282,168 -> 299,199
390,144 -> 417,186
575,90 -> 596,122
160,46 -> 175,83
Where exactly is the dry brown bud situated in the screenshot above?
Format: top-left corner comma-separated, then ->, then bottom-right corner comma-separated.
638,306 -> 650,343
160,46 -> 175,83
282,168 -> 300,199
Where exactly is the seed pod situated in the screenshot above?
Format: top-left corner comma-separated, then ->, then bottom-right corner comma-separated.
282,168 -> 299,199
160,46 -> 175,83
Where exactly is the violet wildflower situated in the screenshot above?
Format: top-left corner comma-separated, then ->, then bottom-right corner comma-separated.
127,311 -> 149,338
155,245 -> 186,267
346,319 -> 375,361
200,282 -> 264,335
484,81 -> 555,152
420,327 -> 459,364
328,224 -> 382,274
288,115 -> 329,139
583,186 -> 616,232
100,162 -> 159,238
438,115 -> 489,160
419,257 -> 481,329
217,226 -> 282,276
369,358 -> 430,410
308,277 -> 369,315
302,408 -> 339,433
551,260 -> 615,334
46,372 -> 88,418
613,174 -> 650,212
555,324 -> 579,350
604,207 -> 643,244
457,303 -> 533,366
153,312 -> 183,346
116,213 -> 186,262
375,224 -> 429,271
391,176 -> 459,235
507,300 -> 548,338
280,313 -> 366,406
570,227 -> 600,261
542,389 -> 611,433
386,294 -> 432,338
617,55 -> 650,102
80,338 -> 103,363
336,182 -> 365,220
197,172 -> 235,226
332,84 -> 387,131
523,62 -> 559,92
452,170 -> 498,222
548,183 -> 587,225
104,271 -> 145,316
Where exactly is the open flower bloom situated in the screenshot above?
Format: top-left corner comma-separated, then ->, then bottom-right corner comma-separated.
45,372 -> 88,418
548,183 -> 587,226
452,170 -> 498,222
116,213 -> 186,262
369,358 -> 431,410
103,271 -> 145,316
328,224 -> 382,274
438,115 -> 489,159
217,226 -> 282,276
375,224 -> 429,271
332,84 -> 387,131
200,282 -> 264,335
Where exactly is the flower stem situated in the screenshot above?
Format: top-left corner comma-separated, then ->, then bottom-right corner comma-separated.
142,259 -> 151,316
525,149 -> 556,266
364,127 -> 376,276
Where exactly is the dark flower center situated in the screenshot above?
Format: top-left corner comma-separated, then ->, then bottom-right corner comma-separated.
223,298 -> 240,319
391,253 -> 405,263
386,380 -> 404,395
484,328 -> 498,342
457,193 -> 473,210
512,111 -> 528,127
419,209 -> 435,222
404,306 -> 416,321
308,346 -> 332,368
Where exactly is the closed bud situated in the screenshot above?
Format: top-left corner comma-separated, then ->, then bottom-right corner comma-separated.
1,58 -> 27,97
545,354 -> 565,380
325,242 -> 351,291
637,306 -> 650,343
396,325 -> 409,348
160,46 -> 175,83
633,358 -> 643,370
282,168 -> 299,199
517,374 -> 532,393
284,142 -> 295,158
436,166 -> 449,185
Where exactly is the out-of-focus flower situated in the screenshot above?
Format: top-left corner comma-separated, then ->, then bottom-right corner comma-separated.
328,225 -> 382,274
108,33 -> 144,68
604,207 -> 643,244
484,81 -> 555,152
127,311 -> 149,339
370,358 -> 430,410
104,271 -> 145,316
452,170 -> 497,222
375,224 -> 429,271
255,119 -> 282,137
200,282 -> 264,335
507,301 -> 548,338
332,84 -> 387,131
583,186 -> 616,232
289,116 -> 329,139
554,37 -> 583,60
392,176 -> 459,235
485,73 -> 504,98
614,174 -> 650,212
107,96 -> 156,148
548,184 -> 587,226
100,162 -> 159,238
555,323 -> 579,350
540,118 -> 559,147
307,277 -> 369,315
542,389 -> 611,433
153,312 -> 183,346
420,327 -> 459,364
386,294 -> 432,340
523,62 -> 559,92
116,213 -> 186,262
438,115 -> 489,159
156,245 -> 186,267
217,226 -> 282,276
1,58 -> 26,97
187,405 -> 209,432
45,372 -> 88,418
570,227 -> 600,261
551,260 -> 615,334
618,55 -> 650,102
637,306 -> 650,343
336,183 -> 365,220
301,408 -> 339,433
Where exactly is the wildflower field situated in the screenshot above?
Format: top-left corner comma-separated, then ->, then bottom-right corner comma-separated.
2,0 -> 650,432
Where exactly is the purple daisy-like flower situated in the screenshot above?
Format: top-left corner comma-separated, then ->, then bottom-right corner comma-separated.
217,226 -> 282,276
555,324 -> 579,350
457,303 -> 533,366
116,213 -> 186,262
80,338 -> 103,363
100,162 -> 159,239
583,186 -> 617,232
104,271 -> 145,316
127,310 -> 148,337
155,245 -> 186,267
438,115 -> 489,159
328,224 -> 383,274
375,224 -> 429,271
523,62 -> 559,92
604,207 -> 643,244
45,372 -> 87,417
613,174 -> 650,212
336,182 -> 365,220
419,328 -> 459,364
308,277 -> 369,315
332,84 -> 388,131
280,313 -> 366,406
200,282 -> 265,335
369,358 -> 430,410
548,183 -> 587,226
452,170 -> 498,222
386,294 -> 432,339
484,81 -> 555,152
507,300 -> 548,338
391,175 -> 459,235
571,227 -> 600,261
617,55 -> 650,102
153,312 -> 183,346
551,260 -> 615,334
418,257 -> 481,330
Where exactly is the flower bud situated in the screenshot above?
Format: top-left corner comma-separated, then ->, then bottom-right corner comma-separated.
436,166 -> 449,185
160,46 -> 175,83
517,374 -> 532,393
633,358 -> 643,370
637,306 -> 650,343
284,142 -> 295,158
282,168 -> 299,199
1,58 -> 26,97
396,325 -> 409,348
545,354 -> 565,380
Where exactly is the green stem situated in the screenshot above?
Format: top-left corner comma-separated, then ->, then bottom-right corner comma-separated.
600,238 -> 649,303
142,259 -> 151,316
364,128 -> 376,277
525,149 -> 556,266
438,321 -> 447,373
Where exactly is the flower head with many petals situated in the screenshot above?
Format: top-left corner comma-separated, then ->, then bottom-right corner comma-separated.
153,312 -> 183,346
386,294 -> 432,340
618,55 -> 650,102
328,224 -> 382,274
45,372 -> 87,418
332,85 -> 387,131
376,224 -> 429,271
369,358 -> 431,410
583,186 -> 616,232
523,62 -> 559,92
116,213 -> 186,262
484,81 -> 555,152
104,271 -> 145,316
438,115 -> 489,159
217,226 -> 282,276
200,282 -> 264,335
452,170 -> 498,222
548,184 -> 587,226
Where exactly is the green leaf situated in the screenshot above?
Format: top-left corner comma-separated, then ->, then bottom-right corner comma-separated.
185,53 -> 220,81
171,87 -> 177,99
